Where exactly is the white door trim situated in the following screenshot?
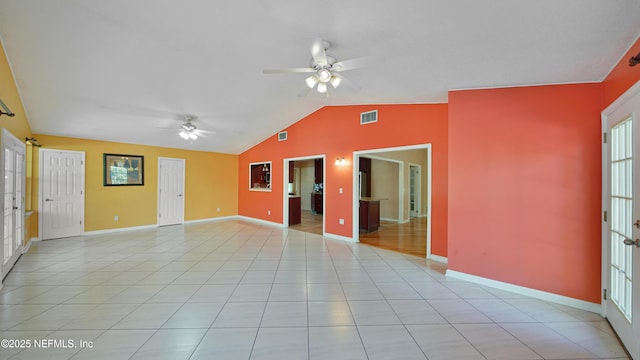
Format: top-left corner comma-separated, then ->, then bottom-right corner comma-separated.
157,157 -> 185,226
1,129 -> 26,279
601,79 -> 640,359
38,148 -> 85,240
601,79 -> 640,318
352,144 -> 433,258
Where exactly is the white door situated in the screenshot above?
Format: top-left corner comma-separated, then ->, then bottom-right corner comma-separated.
158,157 -> 185,226
604,85 -> 640,359
40,149 -> 85,240
409,164 -> 421,218
2,129 -> 25,278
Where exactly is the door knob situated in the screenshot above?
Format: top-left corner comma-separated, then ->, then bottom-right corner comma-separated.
45,198 -> 53,202
177,194 -> 183,197
635,220 -> 640,229
623,238 -> 640,248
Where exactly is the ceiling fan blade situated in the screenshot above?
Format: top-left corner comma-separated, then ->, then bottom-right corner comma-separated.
297,85 -> 312,97
333,73 -> 361,93
263,68 -> 315,74
310,38 -> 328,66
332,57 -> 367,72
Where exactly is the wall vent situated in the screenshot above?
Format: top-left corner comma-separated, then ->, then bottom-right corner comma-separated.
278,131 -> 288,141
360,110 -> 378,125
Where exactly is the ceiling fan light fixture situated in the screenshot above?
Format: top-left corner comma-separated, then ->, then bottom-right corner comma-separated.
317,68 -> 332,83
305,75 -> 319,89
329,75 -> 342,88
317,82 -> 328,93
179,131 -> 190,140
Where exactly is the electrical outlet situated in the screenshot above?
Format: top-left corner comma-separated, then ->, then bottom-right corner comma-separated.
217,208 -> 221,212
339,218 -> 344,225
339,187 -> 343,194
114,215 -> 119,221
268,210 -> 271,215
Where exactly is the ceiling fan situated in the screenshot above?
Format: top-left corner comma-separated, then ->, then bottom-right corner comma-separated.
177,114 -> 211,140
263,39 -> 363,95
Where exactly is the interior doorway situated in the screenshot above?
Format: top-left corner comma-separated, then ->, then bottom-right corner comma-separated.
353,144 -> 432,258
157,157 -> 185,226
601,81 -> 640,359
38,148 -> 85,240
1,129 -> 25,279
283,155 -> 325,235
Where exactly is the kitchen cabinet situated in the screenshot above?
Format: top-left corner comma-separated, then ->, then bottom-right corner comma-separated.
314,159 -> 323,183
359,157 -> 371,197
359,198 -> 380,232
311,192 -> 323,214
289,196 -> 301,225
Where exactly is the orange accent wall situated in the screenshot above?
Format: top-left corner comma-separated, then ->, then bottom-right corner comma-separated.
603,35 -> 640,108
238,104 -> 449,256
448,83 -> 603,302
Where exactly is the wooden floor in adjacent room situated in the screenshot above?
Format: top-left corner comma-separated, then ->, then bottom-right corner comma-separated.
289,210 -> 323,235
290,211 -> 427,257
359,217 -> 428,257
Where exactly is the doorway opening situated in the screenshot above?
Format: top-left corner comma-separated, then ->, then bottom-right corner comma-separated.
353,144 -> 432,258
283,155 -> 325,235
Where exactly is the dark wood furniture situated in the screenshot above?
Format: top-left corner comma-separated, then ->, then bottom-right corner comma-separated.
288,161 -> 295,183
311,192 -> 323,214
314,159 -> 323,183
359,198 -> 380,232
289,196 -> 301,225
359,157 -> 371,197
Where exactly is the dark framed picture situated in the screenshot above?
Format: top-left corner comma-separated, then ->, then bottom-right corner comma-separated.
103,153 -> 144,186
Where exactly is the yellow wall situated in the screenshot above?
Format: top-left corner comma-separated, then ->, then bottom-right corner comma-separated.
1,40 -> 34,245
33,135 -> 238,234
0,41 -> 32,141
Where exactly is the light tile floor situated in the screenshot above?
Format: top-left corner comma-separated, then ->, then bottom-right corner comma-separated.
0,220 -> 629,359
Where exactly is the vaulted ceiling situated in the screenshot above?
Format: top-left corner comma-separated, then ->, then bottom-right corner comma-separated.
1,1 -> 639,154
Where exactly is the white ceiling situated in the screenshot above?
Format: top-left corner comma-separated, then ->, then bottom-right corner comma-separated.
1,1 -> 639,154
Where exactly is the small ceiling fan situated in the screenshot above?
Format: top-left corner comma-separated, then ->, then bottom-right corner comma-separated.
263,39 -> 363,96
178,114 -> 211,140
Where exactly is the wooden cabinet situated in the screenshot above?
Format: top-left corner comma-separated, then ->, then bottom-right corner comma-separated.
359,199 -> 380,232
359,157 -> 371,197
288,161 -> 295,183
314,159 -> 323,183
289,196 -> 301,225
311,192 -> 323,214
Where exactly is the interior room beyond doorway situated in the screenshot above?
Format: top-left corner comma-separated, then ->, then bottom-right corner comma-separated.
354,145 -> 431,258
286,157 -> 324,235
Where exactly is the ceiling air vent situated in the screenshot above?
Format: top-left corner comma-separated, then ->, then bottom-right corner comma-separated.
278,131 -> 288,141
360,110 -> 378,125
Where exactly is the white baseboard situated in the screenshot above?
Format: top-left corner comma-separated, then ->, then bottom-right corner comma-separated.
445,269 -> 601,313
184,216 -> 237,224
22,237 -> 39,253
428,254 -> 448,264
324,232 -> 356,243
83,224 -> 158,236
236,216 -> 285,228
380,217 -> 399,223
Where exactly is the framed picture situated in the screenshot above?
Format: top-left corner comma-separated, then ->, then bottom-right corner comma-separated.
103,153 -> 144,186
